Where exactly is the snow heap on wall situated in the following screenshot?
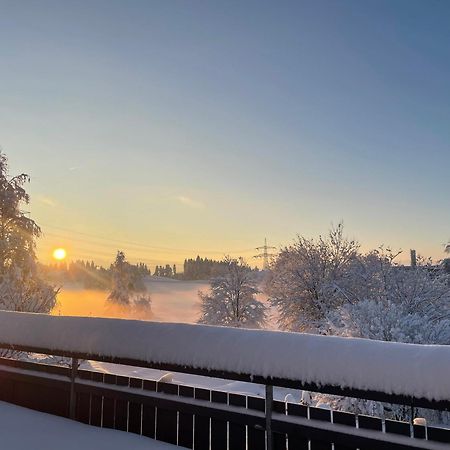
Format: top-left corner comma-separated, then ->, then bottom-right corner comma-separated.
0,311 -> 449,402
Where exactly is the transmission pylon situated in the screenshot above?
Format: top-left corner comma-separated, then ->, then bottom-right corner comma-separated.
254,238 -> 276,270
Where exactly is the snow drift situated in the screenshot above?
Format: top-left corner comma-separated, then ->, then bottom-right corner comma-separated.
0,401 -> 176,450
0,311 -> 449,402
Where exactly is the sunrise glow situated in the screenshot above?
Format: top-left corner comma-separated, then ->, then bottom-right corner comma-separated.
52,248 -> 67,261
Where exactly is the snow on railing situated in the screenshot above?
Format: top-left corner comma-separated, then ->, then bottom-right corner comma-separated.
0,311 -> 449,404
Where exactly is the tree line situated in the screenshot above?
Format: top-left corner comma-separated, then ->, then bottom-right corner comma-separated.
42,255 -> 260,285
183,256 -> 259,280
40,259 -> 151,289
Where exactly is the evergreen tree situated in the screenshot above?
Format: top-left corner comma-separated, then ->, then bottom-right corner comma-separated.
108,251 -> 151,310
108,251 -> 131,304
0,151 -> 58,313
182,256 -> 232,280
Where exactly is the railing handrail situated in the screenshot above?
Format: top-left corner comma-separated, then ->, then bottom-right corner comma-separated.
0,347 -> 447,411
0,310 -> 449,411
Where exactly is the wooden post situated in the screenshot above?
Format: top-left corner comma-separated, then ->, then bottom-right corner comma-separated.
266,384 -> 273,450
69,357 -> 78,419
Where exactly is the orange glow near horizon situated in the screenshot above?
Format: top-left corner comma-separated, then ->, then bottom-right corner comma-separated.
52,248 -> 67,261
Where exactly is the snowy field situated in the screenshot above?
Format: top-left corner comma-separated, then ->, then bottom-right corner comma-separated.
52,277 -> 274,325
0,401 -> 176,450
52,278 -> 209,323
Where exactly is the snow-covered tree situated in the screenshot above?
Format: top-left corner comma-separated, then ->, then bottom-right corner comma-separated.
0,270 -> 58,313
330,250 -> 450,343
198,256 -> 266,328
265,223 -> 359,333
108,250 -> 151,312
342,253 -> 450,424
108,251 -> 130,305
445,240 -> 450,254
268,225 -> 450,423
267,224 -> 450,339
293,246 -> 450,424
0,151 -> 58,314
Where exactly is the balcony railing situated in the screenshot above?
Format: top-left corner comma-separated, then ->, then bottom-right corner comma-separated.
0,311 -> 448,449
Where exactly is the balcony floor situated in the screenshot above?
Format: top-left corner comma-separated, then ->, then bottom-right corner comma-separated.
0,401 -> 176,450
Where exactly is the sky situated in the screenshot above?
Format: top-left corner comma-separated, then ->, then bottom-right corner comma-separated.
1,0 -> 449,267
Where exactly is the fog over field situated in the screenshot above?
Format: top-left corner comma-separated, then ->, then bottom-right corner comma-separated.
52,278 -> 209,323
52,277 -> 275,327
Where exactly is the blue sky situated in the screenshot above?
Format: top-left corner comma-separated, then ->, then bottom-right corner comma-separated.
1,0 -> 449,265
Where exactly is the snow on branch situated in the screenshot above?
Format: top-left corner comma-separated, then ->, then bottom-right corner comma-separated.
0,311 -> 449,402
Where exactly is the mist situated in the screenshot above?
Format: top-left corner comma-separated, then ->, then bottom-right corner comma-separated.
52,279 -> 209,323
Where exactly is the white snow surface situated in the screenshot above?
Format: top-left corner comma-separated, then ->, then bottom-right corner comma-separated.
0,401 -> 176,450
0,311 -> 449,402
84,360 -> 302,402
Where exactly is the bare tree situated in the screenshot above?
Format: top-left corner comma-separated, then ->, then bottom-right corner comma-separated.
265,223 -> 359,332
198,256 -> 266,328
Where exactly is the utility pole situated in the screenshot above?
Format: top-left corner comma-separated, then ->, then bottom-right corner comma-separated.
254,238 -> 276,270
410,249 -> 417,267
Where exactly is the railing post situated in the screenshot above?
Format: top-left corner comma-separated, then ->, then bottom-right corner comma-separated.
266,384 -> 273,450
69,357 -> 78,419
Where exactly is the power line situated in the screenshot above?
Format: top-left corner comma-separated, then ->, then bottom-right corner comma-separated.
38,245 -> 186,266
41,232 -> 168,253
38,237 -> 185,263
253,238 -> 276,270
39,222 -> 255,255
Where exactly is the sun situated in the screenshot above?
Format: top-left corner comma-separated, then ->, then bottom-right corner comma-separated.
52,248 -> 67,261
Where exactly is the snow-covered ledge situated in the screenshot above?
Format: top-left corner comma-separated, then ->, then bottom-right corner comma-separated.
0,311 -> 449,403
